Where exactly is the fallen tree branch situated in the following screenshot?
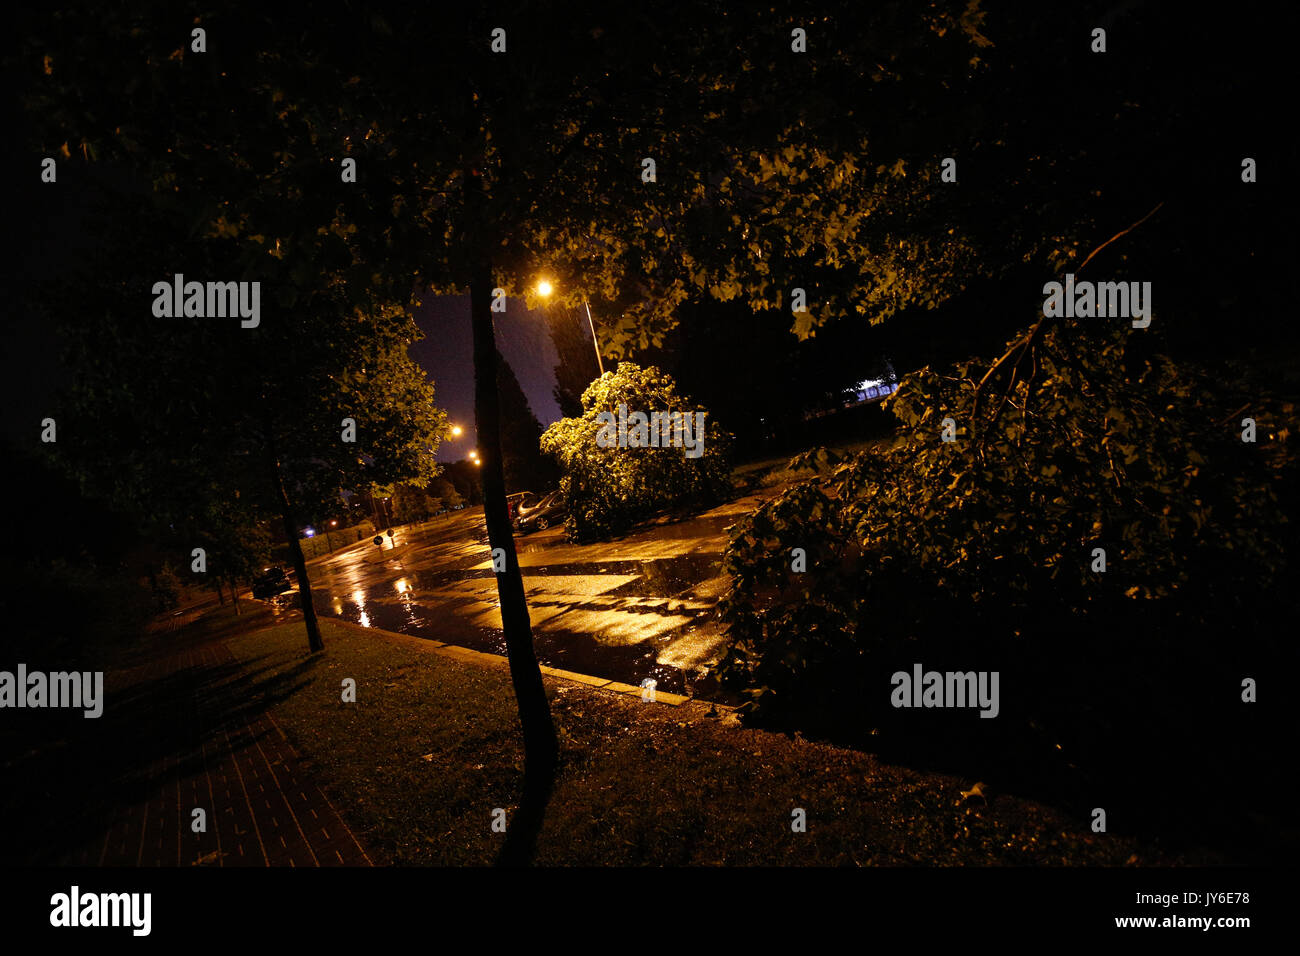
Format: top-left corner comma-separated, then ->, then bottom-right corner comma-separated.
971,201 -> 1165,444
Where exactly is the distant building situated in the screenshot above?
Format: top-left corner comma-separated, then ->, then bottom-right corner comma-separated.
850,380 -> 898,404
802,364 -> 899,421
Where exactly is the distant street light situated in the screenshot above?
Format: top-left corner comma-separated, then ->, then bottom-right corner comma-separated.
537,278 -> 604,376
450,424 -> 463,437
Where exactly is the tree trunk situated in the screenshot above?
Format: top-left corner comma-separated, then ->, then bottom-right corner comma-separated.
215,578 -> 226,606
470,263 -> 558,780
228,574 -> 241,616
270,455 -> 323,652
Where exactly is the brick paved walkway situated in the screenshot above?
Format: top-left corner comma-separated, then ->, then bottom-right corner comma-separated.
61,636 -> 372,867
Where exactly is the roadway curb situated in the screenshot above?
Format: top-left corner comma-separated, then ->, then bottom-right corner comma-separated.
321,616 -> 724,710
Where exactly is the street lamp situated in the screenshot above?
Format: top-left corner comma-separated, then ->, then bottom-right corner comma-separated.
537,278 -> 604,376
450,424 -> 463,437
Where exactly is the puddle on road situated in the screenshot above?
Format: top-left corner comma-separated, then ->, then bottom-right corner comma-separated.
281,570 -> 733,702
602,554 -> 722,598
275,518 -> 741,702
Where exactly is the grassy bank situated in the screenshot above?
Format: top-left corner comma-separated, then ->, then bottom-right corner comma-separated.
224,615 -> 1179,866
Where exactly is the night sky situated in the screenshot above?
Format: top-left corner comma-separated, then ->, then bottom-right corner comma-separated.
412,295 -> 563,462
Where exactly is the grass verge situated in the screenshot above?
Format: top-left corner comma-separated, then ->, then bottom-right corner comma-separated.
225,615 -> 1179,866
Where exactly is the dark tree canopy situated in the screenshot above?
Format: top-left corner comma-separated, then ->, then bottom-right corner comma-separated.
545,303 -> 602,420
496,351 -> 557,494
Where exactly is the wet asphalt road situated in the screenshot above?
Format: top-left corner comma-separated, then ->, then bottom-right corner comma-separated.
266,494 -> 775,699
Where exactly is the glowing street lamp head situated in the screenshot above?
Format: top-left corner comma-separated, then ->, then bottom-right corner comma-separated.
450,425 -> 463,437
537,279 -> 553,297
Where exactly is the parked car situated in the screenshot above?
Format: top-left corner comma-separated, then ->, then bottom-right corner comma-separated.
251,566 -> 293,599
506,491 -> 538,522
514,490 -> 566,533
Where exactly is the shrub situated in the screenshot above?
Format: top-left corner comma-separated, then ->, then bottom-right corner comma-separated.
716,318 -> 1296,797
540,362 -> 735,540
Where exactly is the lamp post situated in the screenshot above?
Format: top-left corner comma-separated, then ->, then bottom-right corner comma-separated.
582,298 -> 605,376
537,279 -> 604,376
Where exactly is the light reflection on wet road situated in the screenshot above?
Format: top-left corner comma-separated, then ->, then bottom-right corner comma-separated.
269,496 -> 772,699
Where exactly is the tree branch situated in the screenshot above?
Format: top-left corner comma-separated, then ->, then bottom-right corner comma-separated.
970,201 -> 1165,440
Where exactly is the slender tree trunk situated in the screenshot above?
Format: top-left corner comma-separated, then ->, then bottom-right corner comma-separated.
269,455 -> 323,652
215,578 -> 226,606
228,574 -> 241,616
469,262 -> 558,781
